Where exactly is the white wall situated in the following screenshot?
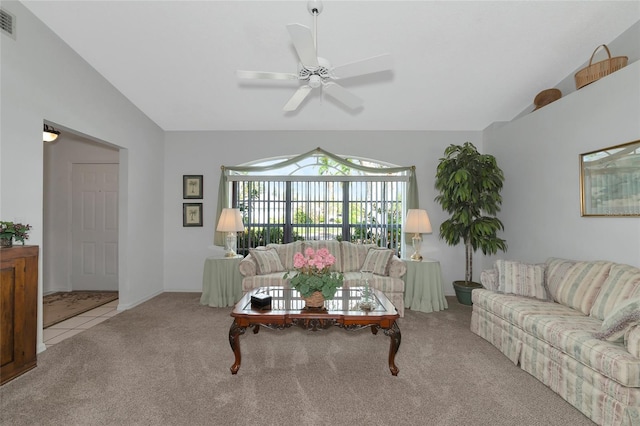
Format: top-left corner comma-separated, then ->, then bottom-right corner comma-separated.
1,1 -> 165,352
43,133 -> 119,294
164,131 -> 481,295
483,61 -> 640,271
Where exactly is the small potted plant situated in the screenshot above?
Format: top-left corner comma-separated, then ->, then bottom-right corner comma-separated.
285,247 -> 343,309
0,221 -> 32,247
434,142 -> 507,305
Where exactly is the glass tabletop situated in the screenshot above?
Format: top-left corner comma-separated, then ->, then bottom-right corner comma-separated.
241,287 -> 386,313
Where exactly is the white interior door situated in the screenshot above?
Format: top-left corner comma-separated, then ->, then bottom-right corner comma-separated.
71,163 -> 119,291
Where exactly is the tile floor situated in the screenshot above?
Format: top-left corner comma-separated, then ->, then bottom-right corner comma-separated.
43,299 -> 121,348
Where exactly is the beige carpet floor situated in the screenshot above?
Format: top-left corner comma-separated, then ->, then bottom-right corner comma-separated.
43,291 -> 119,328
1,293 -> 595,425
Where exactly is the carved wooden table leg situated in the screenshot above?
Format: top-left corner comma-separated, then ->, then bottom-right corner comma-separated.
229,320 -> 246,374
371,325 -> 379,335
384,321 -> 401,376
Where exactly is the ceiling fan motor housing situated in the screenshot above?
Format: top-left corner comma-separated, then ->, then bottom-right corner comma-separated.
298,57 -> 332,84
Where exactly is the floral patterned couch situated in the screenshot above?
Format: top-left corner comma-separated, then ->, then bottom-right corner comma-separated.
472,257 -> 640,426
238,240 -> 407,316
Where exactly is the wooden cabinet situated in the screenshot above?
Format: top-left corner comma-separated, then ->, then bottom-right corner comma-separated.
1,245 -> 38,385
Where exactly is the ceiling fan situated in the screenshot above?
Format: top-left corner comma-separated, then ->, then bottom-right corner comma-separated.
237,0 -> 392,112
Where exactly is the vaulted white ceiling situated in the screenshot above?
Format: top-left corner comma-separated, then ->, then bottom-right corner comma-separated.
22,1 -> 640,131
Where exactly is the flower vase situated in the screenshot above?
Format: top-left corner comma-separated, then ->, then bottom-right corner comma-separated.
303,291 -> 325,309
0,237 -> 12,248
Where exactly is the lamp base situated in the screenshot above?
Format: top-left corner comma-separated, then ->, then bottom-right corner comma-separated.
410,234 -> 423,261
224,232 -> 237,258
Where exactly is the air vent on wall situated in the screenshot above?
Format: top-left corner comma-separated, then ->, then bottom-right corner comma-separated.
1,8 -> 16,40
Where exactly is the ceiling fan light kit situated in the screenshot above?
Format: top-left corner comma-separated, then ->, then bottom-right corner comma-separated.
237,0 -> 392,112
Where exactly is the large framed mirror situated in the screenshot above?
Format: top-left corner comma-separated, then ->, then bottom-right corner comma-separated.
580,139 -> 640,217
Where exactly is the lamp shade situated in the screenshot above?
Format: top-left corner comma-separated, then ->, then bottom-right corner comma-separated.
404,209 -> 432,234
43,124 -> 60,142
216,208 -> 245,232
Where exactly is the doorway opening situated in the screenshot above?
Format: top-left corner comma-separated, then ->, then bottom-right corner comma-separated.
42,124 -> 122,328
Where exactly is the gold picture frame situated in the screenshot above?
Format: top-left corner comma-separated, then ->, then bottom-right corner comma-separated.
183,175 -> 203,199
580,139 -> 640,217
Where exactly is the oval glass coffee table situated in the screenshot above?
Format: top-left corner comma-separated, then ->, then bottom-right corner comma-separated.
229,286 -> 401,375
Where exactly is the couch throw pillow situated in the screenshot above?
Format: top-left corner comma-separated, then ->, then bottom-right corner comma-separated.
595,297 -> 640,343
496,260 -> 548,300
249,247 -> 285,275
361,248 -> 393,276
555,261 -> 613,315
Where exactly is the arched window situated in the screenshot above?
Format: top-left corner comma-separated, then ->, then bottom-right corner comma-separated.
218,148 -> 418,256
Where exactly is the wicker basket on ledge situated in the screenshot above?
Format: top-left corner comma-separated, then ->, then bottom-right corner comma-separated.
575,44 -> 628,90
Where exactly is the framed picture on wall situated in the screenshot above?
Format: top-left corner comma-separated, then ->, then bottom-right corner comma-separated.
183,203 -> 203,227
580,139 -> 640,217
183,175 -> 203,199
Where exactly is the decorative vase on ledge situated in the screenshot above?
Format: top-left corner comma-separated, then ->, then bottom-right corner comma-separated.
0,237 -> 12,248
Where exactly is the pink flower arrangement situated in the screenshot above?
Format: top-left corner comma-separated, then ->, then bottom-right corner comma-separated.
293,247 -> 336,273
285,247 -> 343,299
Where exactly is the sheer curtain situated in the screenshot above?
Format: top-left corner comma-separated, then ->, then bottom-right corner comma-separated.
215,147 -> 419,245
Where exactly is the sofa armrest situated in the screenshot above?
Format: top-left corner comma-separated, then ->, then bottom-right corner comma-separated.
238,254 -> 257,277
389,256 -> 407,278
480,268 -> 498,291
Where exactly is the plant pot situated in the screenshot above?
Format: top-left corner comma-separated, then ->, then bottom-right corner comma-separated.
453,281 -> 482,306
303,291 -> 325,309
0,237 -> 12,248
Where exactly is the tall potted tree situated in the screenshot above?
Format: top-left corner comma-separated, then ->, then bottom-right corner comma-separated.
434,142 -> 507,305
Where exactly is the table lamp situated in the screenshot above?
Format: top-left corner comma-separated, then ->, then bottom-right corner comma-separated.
404,209 -> 432,261
217,208 -> 245,257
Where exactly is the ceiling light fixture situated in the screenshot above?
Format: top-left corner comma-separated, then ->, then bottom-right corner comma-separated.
43,124 -> 60,142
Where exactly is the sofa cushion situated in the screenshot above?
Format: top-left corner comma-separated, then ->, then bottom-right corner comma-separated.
341,241 -> 376,272
238,256 -> 257,277
267,241 -> 304,270
480,268 -> 499,291
304,240 -> 342,273
472,289 -> 585,326
595,297 -> 640,343
241,272 -> 291,292
496,260 -> 548,300
388,257 -> 407,279
590,263 -> 640,321
361,248 -> 393,276
545,257 -> 578,301
249,247 -> 284,274
554,260 -> 613,315
625,325 -> 640,358
342,272 -> 405,293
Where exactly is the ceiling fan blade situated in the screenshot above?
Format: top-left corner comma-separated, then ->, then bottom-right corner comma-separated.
283,85 -> 314,111
323,82 -> 363,110
286,23 -> 319,69
331,53 -> 393,79
237,70 -> 298,80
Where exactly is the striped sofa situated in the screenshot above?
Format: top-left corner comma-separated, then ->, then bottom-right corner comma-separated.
471,257 -> 640,426
238,240 -> 407,316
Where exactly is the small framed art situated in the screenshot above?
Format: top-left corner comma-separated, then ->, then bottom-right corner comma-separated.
183,175 -> 203,199
183,203 -> 203,227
